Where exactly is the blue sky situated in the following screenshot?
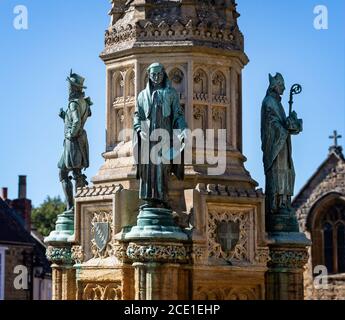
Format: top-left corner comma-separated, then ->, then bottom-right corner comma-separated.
0,0 -> 344,206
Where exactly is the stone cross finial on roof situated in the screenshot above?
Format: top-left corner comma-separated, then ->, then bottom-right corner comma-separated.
329,130 -> 343,156
329,130 -> 342,147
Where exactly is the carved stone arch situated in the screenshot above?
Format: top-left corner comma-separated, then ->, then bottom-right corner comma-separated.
125,69 -> 135,98
167,66 -> 186,99
193,68 -> 208,101
113,70 -> 125,100
116,108 -> 125,142
193,105 -> 207,131
82,282 -> 123,301
212,106 -> 226,132
307,192 -> 345,274
211,70 -> 226,97
307,192 -> 345,232
103,283 -> 122,300
165,64 -> 187,76
82,283 -> 103,300
227,288 -> 257,300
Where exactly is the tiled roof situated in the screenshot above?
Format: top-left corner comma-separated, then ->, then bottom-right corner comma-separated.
0,198 -> 34,245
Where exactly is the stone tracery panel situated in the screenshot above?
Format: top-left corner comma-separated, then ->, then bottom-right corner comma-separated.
168,67 -> 185,99
193,68 -> 208,101
193,105 -> 207,131
113,71 -> 125,105
208,206 -> 254,264
212,70 -> 227,103
125,69 -> 135,102
212,107 -> 226,132
195,286 -> 259,300
82,282 -> 122,300
115,109 -> 125,142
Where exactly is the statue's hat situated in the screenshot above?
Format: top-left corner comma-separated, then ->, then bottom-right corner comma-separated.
67,69 -> 87,89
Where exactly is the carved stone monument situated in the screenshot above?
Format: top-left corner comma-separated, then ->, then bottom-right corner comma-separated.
46,1 -> 308,300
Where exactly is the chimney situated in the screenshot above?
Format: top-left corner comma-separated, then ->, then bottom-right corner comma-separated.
12,176 -> 32,232
19,175 -> 27,199
1,187 -> 8,201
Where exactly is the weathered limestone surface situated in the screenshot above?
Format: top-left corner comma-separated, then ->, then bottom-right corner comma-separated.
294,149 -> 345,300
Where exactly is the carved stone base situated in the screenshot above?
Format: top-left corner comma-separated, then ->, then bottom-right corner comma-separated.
46,245 -> 73,266
66,182 -> 269,301
266,232 -> 311,300
133,262 -> 188,300
125,240 -> 188,300
45,208 -> 78,300
51,266 -> 77,300
126,242 -> 188,263
46,244 -> 77,300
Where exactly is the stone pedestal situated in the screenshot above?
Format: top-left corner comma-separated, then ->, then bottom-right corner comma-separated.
46,244 -> 77,300
125,207 -> 188,241
45,209 -> 78,300
266,232 -> 311,300
266,208 -> 300,233
68,184 -> 268,300
128,242 -> 189,300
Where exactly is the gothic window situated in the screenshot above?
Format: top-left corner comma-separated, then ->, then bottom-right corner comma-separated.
313,199 -> 345,275
323,222 -> 333,273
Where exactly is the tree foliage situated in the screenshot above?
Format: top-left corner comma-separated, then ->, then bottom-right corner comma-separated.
31,196 -> 65,236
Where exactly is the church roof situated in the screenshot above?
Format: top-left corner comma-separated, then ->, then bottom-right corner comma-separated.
292,147 -> 345,210
0,198 -> 34,245
0,198 -> 51,275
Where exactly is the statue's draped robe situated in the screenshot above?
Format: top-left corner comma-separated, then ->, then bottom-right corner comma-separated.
133,78 -> 186,203
261,91 -> 295,213
58,97 -> 91,170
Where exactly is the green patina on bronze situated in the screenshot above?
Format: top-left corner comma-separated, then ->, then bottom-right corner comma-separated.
59,70 -> 92,211
133,62 -> 187,207
126,62 -> 188,241
261,73 -> 303,232
45,71 -> 92,245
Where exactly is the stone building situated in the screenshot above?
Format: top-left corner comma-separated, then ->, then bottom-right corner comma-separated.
46,1 -> 309,300
293,133 -> 345,299
0,176 -> 52,300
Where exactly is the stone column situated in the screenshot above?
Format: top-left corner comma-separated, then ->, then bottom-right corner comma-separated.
46,245 -> 76,300
230,67 -> 237,150
266,233 -> 310,300
45,204 -> 77,300
127,242 -> 188,300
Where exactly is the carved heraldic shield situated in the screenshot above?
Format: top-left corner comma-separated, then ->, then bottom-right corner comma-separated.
94,222 -> 110,252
